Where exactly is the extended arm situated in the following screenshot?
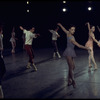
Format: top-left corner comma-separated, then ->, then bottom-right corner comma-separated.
70,38 -> 88,50
90,34 -> 99,45
97,26 -> 100,32
35,34 -> 40,37
19,26 -> 25,31
85,22 -> 91,32
57,23 -> 69,35
49,29 -> 60,37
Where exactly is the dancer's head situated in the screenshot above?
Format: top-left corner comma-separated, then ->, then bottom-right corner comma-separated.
55,26 -> 59,32
90,25 -> 95,32
68,24 -> 75,35
30,27 -> 35,33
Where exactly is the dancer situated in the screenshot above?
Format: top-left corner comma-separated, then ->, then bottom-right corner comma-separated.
19,26 -> 40,71
10,27 -> 17,54
49,26 -> 61,58
57,23 -> 90,88
0,55 -> 6,98
0,27 -> 3,58
85,22 -> 100,71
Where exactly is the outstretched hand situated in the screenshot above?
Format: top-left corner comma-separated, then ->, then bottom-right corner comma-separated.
97,42 -> 100,47
57,23 -> 61,26
19,26 -> 24,30
36,34 -> 40,37
85,22 -> 89,26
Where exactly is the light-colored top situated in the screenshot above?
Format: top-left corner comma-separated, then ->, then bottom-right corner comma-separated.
49,30 -> 59,40
23,29 -> 37,45
0,34 -> 3,50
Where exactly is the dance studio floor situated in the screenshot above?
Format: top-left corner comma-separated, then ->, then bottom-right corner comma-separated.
2,48 -> 100,99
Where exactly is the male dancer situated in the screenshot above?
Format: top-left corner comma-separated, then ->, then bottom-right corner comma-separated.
49,26 -> 61,58
19,26 -> 40,71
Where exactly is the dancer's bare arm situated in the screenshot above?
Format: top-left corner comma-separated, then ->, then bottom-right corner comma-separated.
57,23 -> 69,35
97,26 -> 100,32
90,33 -> 100,47
70,37 -> 89,50
19,26 -> 25,31
85,22 -> 91,32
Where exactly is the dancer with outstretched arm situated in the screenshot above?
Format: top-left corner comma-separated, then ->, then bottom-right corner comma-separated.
49,26 -> 61,58
19,26 -> 40,71
10,27 -> 17,54
85,22 -> 100,71
57,23 -> 90,88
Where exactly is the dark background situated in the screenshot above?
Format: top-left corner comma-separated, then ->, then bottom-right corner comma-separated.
0,0 -> 100,50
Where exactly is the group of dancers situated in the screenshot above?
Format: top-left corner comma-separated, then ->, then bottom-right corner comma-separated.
57,22 -> 100,88
0,22 -> 100,98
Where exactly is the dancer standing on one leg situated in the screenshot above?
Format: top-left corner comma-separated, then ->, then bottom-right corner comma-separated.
0,27 -> 3,58
85,22 -> 100,71
10,27 -> 17,54
19,26 -> 40,71
57,23 -> 90,88
49,26 -> 61,58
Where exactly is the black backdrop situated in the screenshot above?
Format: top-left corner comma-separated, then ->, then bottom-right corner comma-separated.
0,0 -> 100,50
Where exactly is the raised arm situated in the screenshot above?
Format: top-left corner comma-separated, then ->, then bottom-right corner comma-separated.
19,26 -> 24,31
57,23 -> 69,35
97,25 -> 100,32
85,22 -> 91,32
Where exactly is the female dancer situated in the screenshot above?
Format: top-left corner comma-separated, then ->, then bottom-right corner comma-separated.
85,22 -> 100,71
10,27 -> 17,53
19,26 -> 40,71
49,26 -> 61,58
57,23 -> 89,88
